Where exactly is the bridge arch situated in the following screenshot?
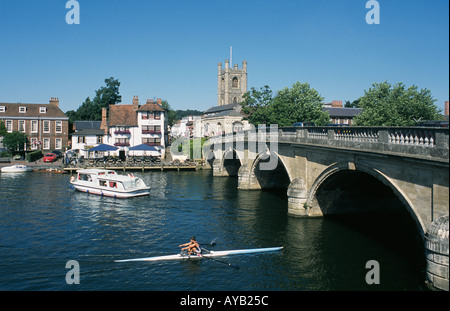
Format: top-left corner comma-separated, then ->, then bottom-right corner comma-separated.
221,147 -> 243,177
242,149 -> 291,190
307,161 -> 426,236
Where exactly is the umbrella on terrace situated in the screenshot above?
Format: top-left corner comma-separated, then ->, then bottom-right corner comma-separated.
88,144 -> 118,152
87,144 -> 118,159
128,144 -> 160,158
128,144 -> 159,152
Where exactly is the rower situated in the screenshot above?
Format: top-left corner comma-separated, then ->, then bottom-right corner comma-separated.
179,236 -> 201,255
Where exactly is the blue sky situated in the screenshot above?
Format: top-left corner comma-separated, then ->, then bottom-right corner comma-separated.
0,0 -> 448,113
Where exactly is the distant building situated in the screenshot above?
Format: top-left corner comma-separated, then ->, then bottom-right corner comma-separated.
171,116 -> 196,139
0,97 -> 69,152
195,59 -> 250,138
201,103 -> 249,136
323,100 -> 362,125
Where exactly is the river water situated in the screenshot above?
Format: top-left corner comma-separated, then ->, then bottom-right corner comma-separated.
0,170 -> 426,291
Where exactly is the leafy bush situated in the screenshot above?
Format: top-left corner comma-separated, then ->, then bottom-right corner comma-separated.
27,150 -> 43,162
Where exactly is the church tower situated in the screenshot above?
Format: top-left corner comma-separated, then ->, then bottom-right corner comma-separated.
217,60 -> 247,106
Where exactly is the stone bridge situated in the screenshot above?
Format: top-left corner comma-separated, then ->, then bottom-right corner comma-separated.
205,126 -> 449,290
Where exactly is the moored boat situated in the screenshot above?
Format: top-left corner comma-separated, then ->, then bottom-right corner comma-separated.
1,164 -> 33,173
70,169 -> 150,198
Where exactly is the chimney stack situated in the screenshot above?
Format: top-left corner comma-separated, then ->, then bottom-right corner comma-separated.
445,101 -> 449,116
49,97 -> 59,108
100,107 -> 108,133
132,95 -> 139,110
332,100 -> 343,108
146,99 -> 153,104
157,98 -> 162,105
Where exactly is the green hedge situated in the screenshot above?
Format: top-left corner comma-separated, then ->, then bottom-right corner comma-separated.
27,150 -> 43,162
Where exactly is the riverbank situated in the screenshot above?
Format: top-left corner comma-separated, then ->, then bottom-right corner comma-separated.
0,159 -> 66,172
0,159 -> 210,173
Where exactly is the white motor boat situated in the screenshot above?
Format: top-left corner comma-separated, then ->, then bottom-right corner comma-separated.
70,169 -> 150,198
1,164 -> 33,173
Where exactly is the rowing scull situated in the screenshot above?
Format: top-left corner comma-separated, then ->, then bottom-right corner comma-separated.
114,246 -> 283,263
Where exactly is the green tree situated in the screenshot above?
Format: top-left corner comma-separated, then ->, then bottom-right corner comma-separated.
2,131 -> 29,153
345,99 -> 360,108
92,77 -> 122,110
270,82 -> 329,126
354,82 -> 442,126
66,77 -> 122,124
159,100 -> 177,127
0,120 -> 7,137
240,85 -> 274,125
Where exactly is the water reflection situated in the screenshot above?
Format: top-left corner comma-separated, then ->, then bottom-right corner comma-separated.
0,170 -> 425,290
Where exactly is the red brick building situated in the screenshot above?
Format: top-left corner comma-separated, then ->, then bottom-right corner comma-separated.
0,97 -> 69,152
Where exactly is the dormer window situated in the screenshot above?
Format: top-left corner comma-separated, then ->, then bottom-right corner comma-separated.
0,106 -> 5,112
19,106 -> 27,113
40,107 -> 47,113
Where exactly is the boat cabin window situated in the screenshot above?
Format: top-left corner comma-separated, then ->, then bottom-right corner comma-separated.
109,182 -> 117,188
99,180 -> 107,187
78,174 -> 92,181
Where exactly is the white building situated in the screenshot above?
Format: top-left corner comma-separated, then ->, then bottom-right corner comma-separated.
71,96 -> 168,159
171,116 -> 195,139
70,121 -> 105,158
103,96 -> 167,158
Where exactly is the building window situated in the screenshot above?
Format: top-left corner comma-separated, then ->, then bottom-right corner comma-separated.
43,120 -> 50,133
142,125 -> 161,134
31,138 -> 38,150
78,136 -> 85,144
55,138 -> 62,150
5,120 -> 12,132
97,136 -> 103,144
142,138 -> 161,146
31,120 -> 38,133
18,120 -> 25,132
114,138 -> 129,146
0,106 -> 5,112
39,107 -> 47,113
55,121 -> 62,133
141,112 -> 153,120
43,138 -> 50,150
114,127 -> 131,134
154,112 -> 161,120
19,106 -> 27,113
232,77 -> 239,88
232,121 -> 243,132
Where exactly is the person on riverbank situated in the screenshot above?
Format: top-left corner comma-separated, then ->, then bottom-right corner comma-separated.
179,236 -> 201,255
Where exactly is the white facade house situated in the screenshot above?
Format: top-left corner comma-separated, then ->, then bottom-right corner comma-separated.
70,121 -> 104,158
71,96 -> 168,159
102,97 -> 167,158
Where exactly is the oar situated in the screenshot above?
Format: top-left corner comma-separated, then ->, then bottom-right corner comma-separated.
201,248 -> 240,269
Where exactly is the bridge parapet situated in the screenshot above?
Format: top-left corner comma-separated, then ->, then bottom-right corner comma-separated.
210,126 -> 448,162
279,126 -> 448,161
